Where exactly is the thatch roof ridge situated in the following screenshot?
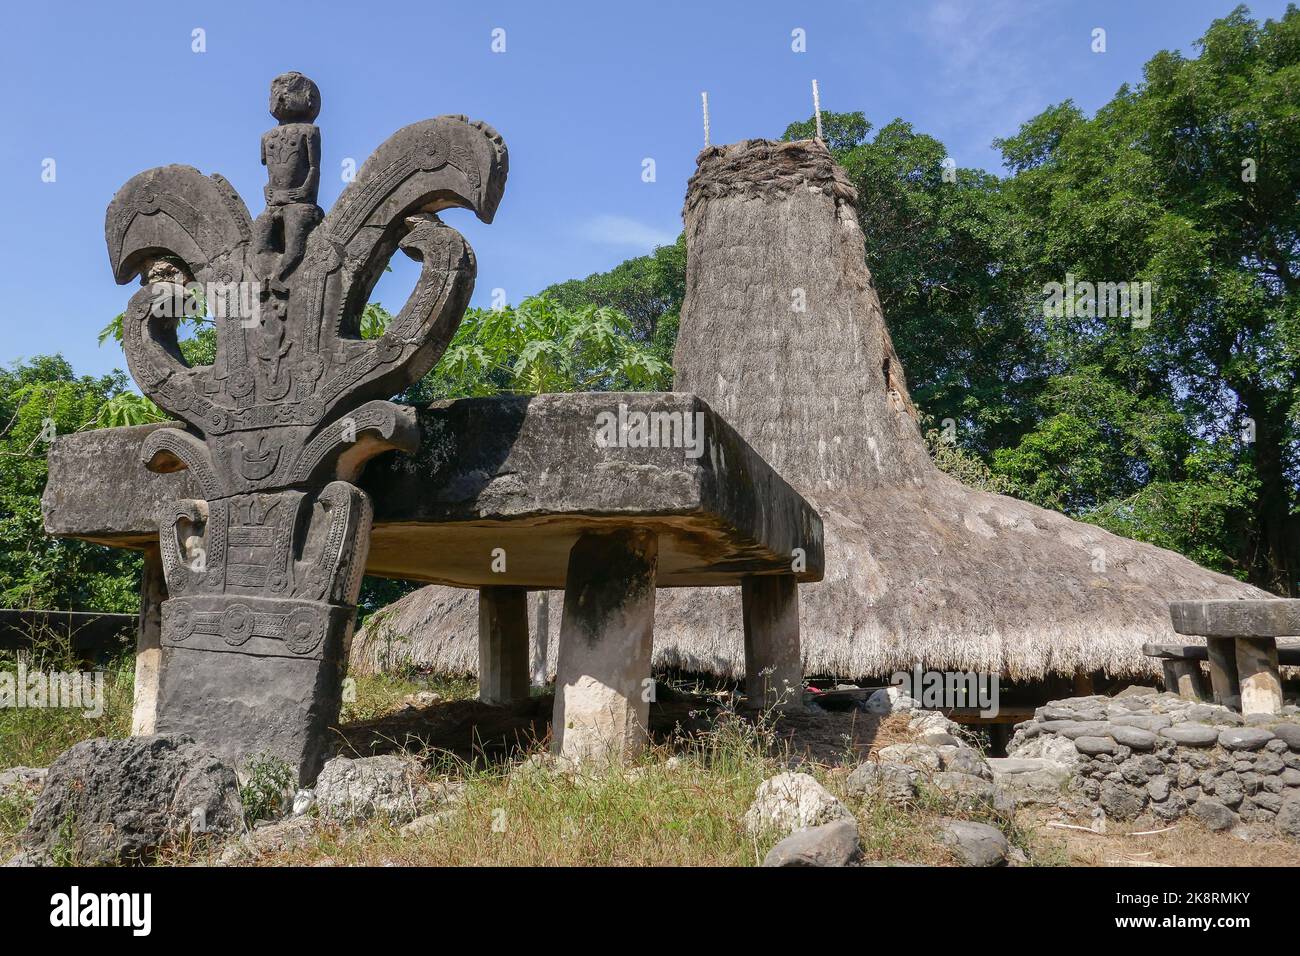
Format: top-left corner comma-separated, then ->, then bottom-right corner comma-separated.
685,139 -> 858,214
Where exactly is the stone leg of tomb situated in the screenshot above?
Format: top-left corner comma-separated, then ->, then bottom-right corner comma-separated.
1235,636 -> 1282,716
532,591 -> 551,686
552,528 -> 657,765
130,546 -> 166,736
741,575 -> 804,712
1205,637 -> 1241,708
478,585 -> 531,705
1161,659 -> 1208,701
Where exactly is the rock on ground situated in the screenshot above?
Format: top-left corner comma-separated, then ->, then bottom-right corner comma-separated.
216,815 -> 319,865
937,819 -> 1010,866
744,772 -> 854,836
988,757 -> 1069,806
8,735 -> 241,866
844,762 -> 919,805
0,767 -> 47,795
761,819 -> 860,867
314,755 -> 431,824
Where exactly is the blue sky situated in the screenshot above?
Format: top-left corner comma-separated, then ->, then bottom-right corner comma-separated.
1,0 -> 1292,377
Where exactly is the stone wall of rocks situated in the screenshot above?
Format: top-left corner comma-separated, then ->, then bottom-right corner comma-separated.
1006,690 -> 1300,839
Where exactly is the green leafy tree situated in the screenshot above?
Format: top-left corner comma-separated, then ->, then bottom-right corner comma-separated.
993,5 -> 1299,592
0,356 -> 143,611
543,236 -> 686,364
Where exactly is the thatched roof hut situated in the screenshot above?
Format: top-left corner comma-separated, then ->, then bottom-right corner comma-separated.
351,139 -> 1266,682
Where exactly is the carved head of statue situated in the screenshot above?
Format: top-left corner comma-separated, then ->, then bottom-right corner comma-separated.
269,72 -> 321,124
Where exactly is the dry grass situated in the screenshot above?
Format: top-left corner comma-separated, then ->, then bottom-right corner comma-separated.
2,654 -> 1294,868
1025,812 -> 1300,867
0,635 -> 133,768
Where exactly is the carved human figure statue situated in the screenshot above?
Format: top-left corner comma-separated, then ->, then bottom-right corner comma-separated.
104,73 -> 508,782
254,71 -> 323,285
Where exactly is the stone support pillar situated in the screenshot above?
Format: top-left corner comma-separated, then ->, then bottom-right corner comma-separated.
478,585 -> 530,705
131,546 -> 166,736
741,575 -> 803,712
552,529 -> 658,765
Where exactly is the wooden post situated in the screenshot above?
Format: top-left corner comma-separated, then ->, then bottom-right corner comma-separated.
478,586 -> 530,705
1204,637 -> 1240,707
1072,670 -> 1094,697
1235,636 -> 1282,716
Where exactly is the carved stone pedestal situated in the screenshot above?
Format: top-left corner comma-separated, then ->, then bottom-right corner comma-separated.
154,600 -> 352,782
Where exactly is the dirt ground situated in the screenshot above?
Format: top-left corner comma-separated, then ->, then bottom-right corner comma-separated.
1024,810 -> 1300,866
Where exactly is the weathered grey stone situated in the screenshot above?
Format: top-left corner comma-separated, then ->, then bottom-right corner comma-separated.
1270,723 -> 1300,751
1170,599 -> 1300,638
1075,735 -> 1117,756
928,772 -> 1002,811
865,687 -> 919,715
1150,790 -> 1188,821
1250,791 -> 1283,813
1190,797 -> 1239,832
1212,772 -> 1245,808
1254,752 -> 1284,775
844,762 -> 918,805
478,586 -> 530,705
1219,727 -> 1275,751
742,575 -> 804,712
761,819 -> 860,867
989,757 -> 1070,805
940,747 -> 993,780
216,815 -> 318,865
744,773 -> 853,836
1099,782 -> 1145,820
314,755 -> 430,823
400,810 -> 459,838
1277,798 -> 1300,839
553,528 -> 658,764
877,743 -> 943,774
1120,759 -> 1153,786
920,733 -> 961,748
1055,721 -> 1112,740
1109,726 -> 1158,751
0,767 -> 46,795
1160,724 -> 1220,747
1110,713 -> 1172,732
937,819 -> 1010,867
1147,775 -> 1171,802
11,736 -> 241,865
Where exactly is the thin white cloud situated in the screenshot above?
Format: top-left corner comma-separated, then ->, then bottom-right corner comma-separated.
577,214 -> 678,249
907,0 -> 1063,169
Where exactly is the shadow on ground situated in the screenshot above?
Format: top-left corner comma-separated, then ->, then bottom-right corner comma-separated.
330,686 -> 899,768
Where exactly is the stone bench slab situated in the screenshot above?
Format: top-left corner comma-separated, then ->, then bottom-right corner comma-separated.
1170,599 -> 1300,638
1143,640 -> 1300,666
43,392 -> 824,589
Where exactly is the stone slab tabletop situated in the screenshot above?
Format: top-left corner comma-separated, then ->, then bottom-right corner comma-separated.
1169,599 -> 1300,638
44,392 -> 824,589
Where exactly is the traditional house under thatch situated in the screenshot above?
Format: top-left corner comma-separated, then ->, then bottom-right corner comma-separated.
351,138 -> 1266,686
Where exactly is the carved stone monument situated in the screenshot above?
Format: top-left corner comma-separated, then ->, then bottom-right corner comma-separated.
104,72 -> 508,781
